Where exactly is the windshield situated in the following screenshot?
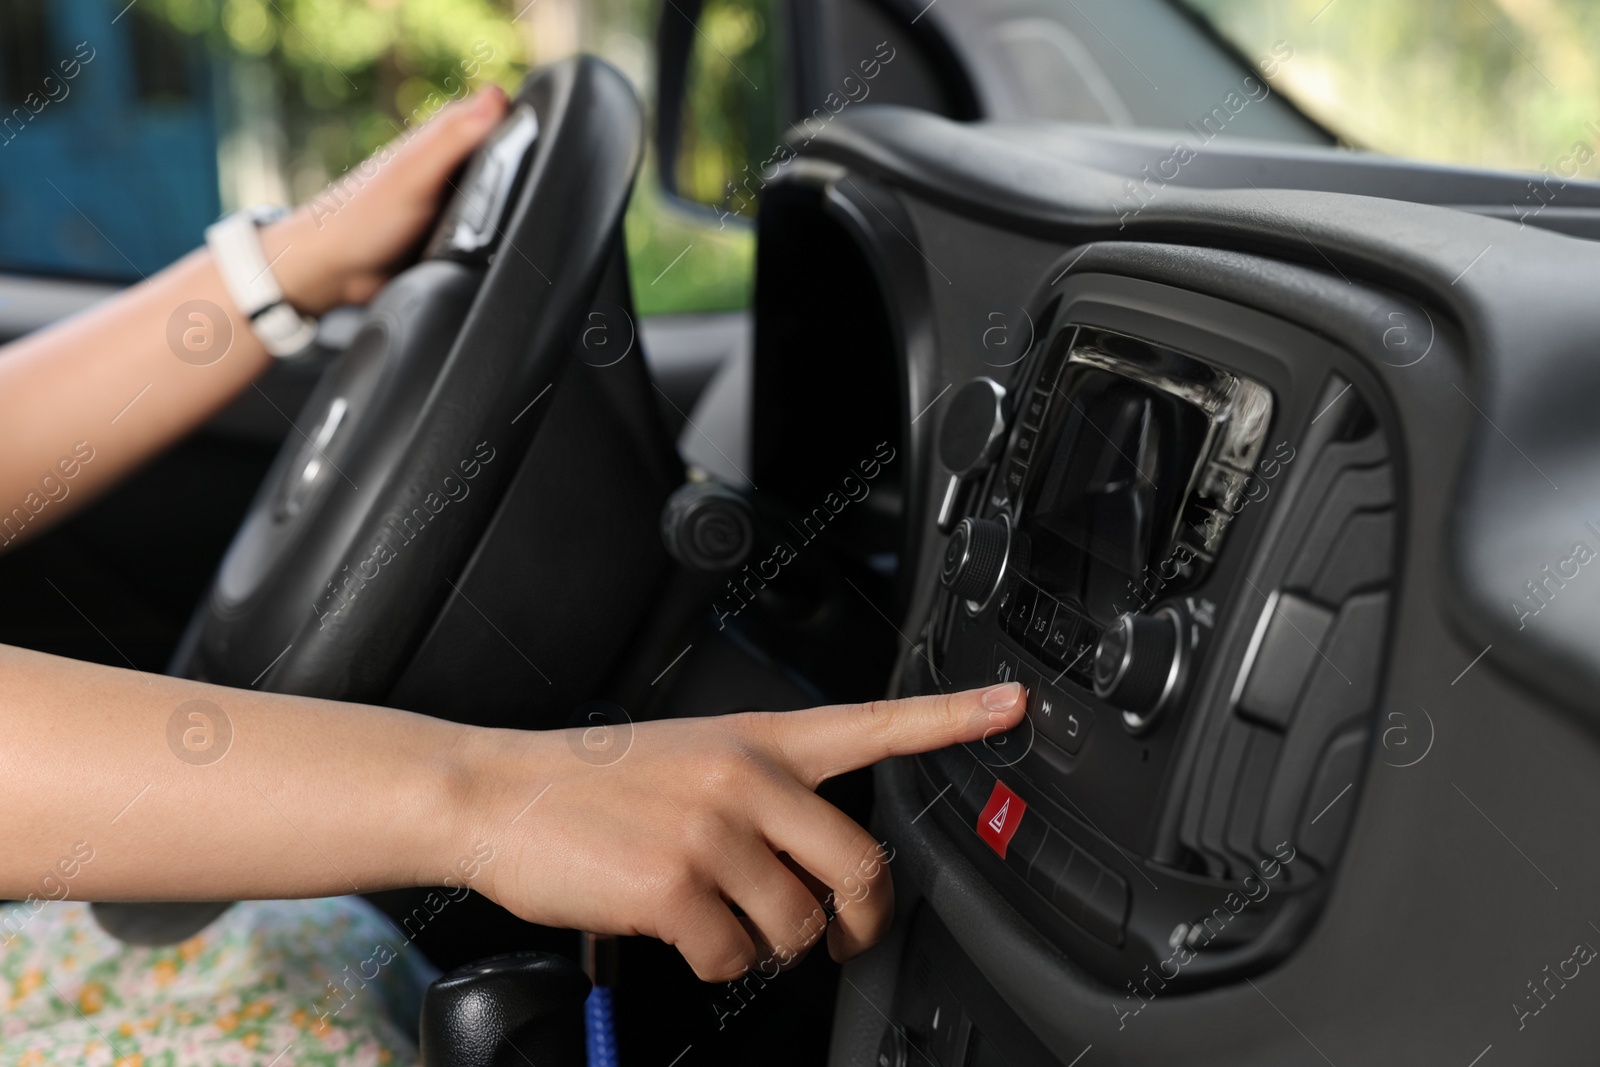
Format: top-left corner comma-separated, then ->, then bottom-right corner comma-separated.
1179,0 -> 1600,174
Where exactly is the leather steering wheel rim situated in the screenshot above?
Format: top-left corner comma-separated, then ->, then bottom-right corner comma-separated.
174,56 -> 645,703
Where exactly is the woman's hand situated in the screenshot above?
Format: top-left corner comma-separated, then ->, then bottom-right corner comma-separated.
0,84 -> 510,545
1,639 -> 1021,985
452,683 -> 1026,982
260,87 -> 512,317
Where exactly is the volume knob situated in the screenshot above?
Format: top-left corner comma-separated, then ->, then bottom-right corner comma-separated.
1093,607 -> 1186,730
941,516 -> 1010,609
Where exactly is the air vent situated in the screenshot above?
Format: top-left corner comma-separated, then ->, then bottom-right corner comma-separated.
1177,378 -> 1395,883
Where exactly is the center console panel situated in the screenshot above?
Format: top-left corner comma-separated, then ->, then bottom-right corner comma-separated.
903,269 -> 1397,996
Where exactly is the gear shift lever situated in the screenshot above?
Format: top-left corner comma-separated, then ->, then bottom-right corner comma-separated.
420,951 -> 590,1067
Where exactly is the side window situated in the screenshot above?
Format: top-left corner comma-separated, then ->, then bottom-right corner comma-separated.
0,0 -> 219,279
131,10 -> 194,106
0,0 -> 51,108
0,0 -> 753,321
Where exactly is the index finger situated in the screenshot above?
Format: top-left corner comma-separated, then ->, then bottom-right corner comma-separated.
758,683 -> 1025,788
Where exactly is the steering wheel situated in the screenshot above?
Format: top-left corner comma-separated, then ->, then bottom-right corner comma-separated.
168,56 -> 679,722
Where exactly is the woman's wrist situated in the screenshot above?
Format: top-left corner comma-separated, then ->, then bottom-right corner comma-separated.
256,208 -> 348,318
422,722 -> 550,898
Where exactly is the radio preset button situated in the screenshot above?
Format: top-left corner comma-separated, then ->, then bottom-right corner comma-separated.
995,586 -> 1016,623
1008,582 -> 1038,637
1066,621 -> 1100,681
1026,595 -> 1056,651
1043,608 -> 1077,664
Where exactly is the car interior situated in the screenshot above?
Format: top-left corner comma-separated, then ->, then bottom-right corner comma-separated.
5,0 -> 1600,1064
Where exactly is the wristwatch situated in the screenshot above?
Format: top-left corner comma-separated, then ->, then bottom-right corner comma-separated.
204,206 -> 320,358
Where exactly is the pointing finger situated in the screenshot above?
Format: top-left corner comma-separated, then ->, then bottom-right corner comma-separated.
757,683 -> 1024,789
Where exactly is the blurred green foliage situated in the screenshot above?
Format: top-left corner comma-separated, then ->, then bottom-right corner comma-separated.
146,0 -> 525,172
673,0 -> 785,216
144,0 -> 754,315
1182,0 -> 1600,175
626,164 -> 756,314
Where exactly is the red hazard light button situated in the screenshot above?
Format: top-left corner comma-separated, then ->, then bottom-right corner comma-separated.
976,780 -> 1026,858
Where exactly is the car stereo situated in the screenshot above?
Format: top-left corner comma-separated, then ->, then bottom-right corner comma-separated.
914,304 -> 1396,993
940,325 -> 1273,727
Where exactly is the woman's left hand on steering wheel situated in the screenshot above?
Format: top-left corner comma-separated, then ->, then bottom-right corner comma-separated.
260,86 -> 511,317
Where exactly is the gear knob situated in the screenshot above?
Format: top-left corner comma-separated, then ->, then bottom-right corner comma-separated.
420,951 -> 590,1067
661,482 -> 755,572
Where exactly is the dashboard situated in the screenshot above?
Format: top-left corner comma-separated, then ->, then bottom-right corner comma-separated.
749,109 -> 1600,1064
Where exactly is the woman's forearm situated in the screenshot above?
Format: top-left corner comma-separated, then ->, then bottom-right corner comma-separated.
0,247 -> 277,548
0,642 -> 466,903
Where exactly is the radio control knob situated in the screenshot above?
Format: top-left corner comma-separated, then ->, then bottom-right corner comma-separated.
1093,608 -> 1186,730
941,516 -> 1010,609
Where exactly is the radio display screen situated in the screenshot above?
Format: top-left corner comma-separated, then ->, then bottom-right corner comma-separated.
1017,329 -> 1272,625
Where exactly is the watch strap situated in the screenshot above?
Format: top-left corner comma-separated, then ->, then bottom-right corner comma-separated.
205,210 -> 318,358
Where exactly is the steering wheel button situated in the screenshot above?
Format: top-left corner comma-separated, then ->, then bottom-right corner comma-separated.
976,780 -> 1027,859
462,155 -> 506,236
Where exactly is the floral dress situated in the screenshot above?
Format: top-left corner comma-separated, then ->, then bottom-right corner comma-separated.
0,897 -> 438,1066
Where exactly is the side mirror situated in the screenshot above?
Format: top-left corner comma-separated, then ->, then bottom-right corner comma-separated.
653,0 -> 786,222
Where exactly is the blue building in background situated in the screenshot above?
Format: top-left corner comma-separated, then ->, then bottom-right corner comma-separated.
0,0 -> 221,280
